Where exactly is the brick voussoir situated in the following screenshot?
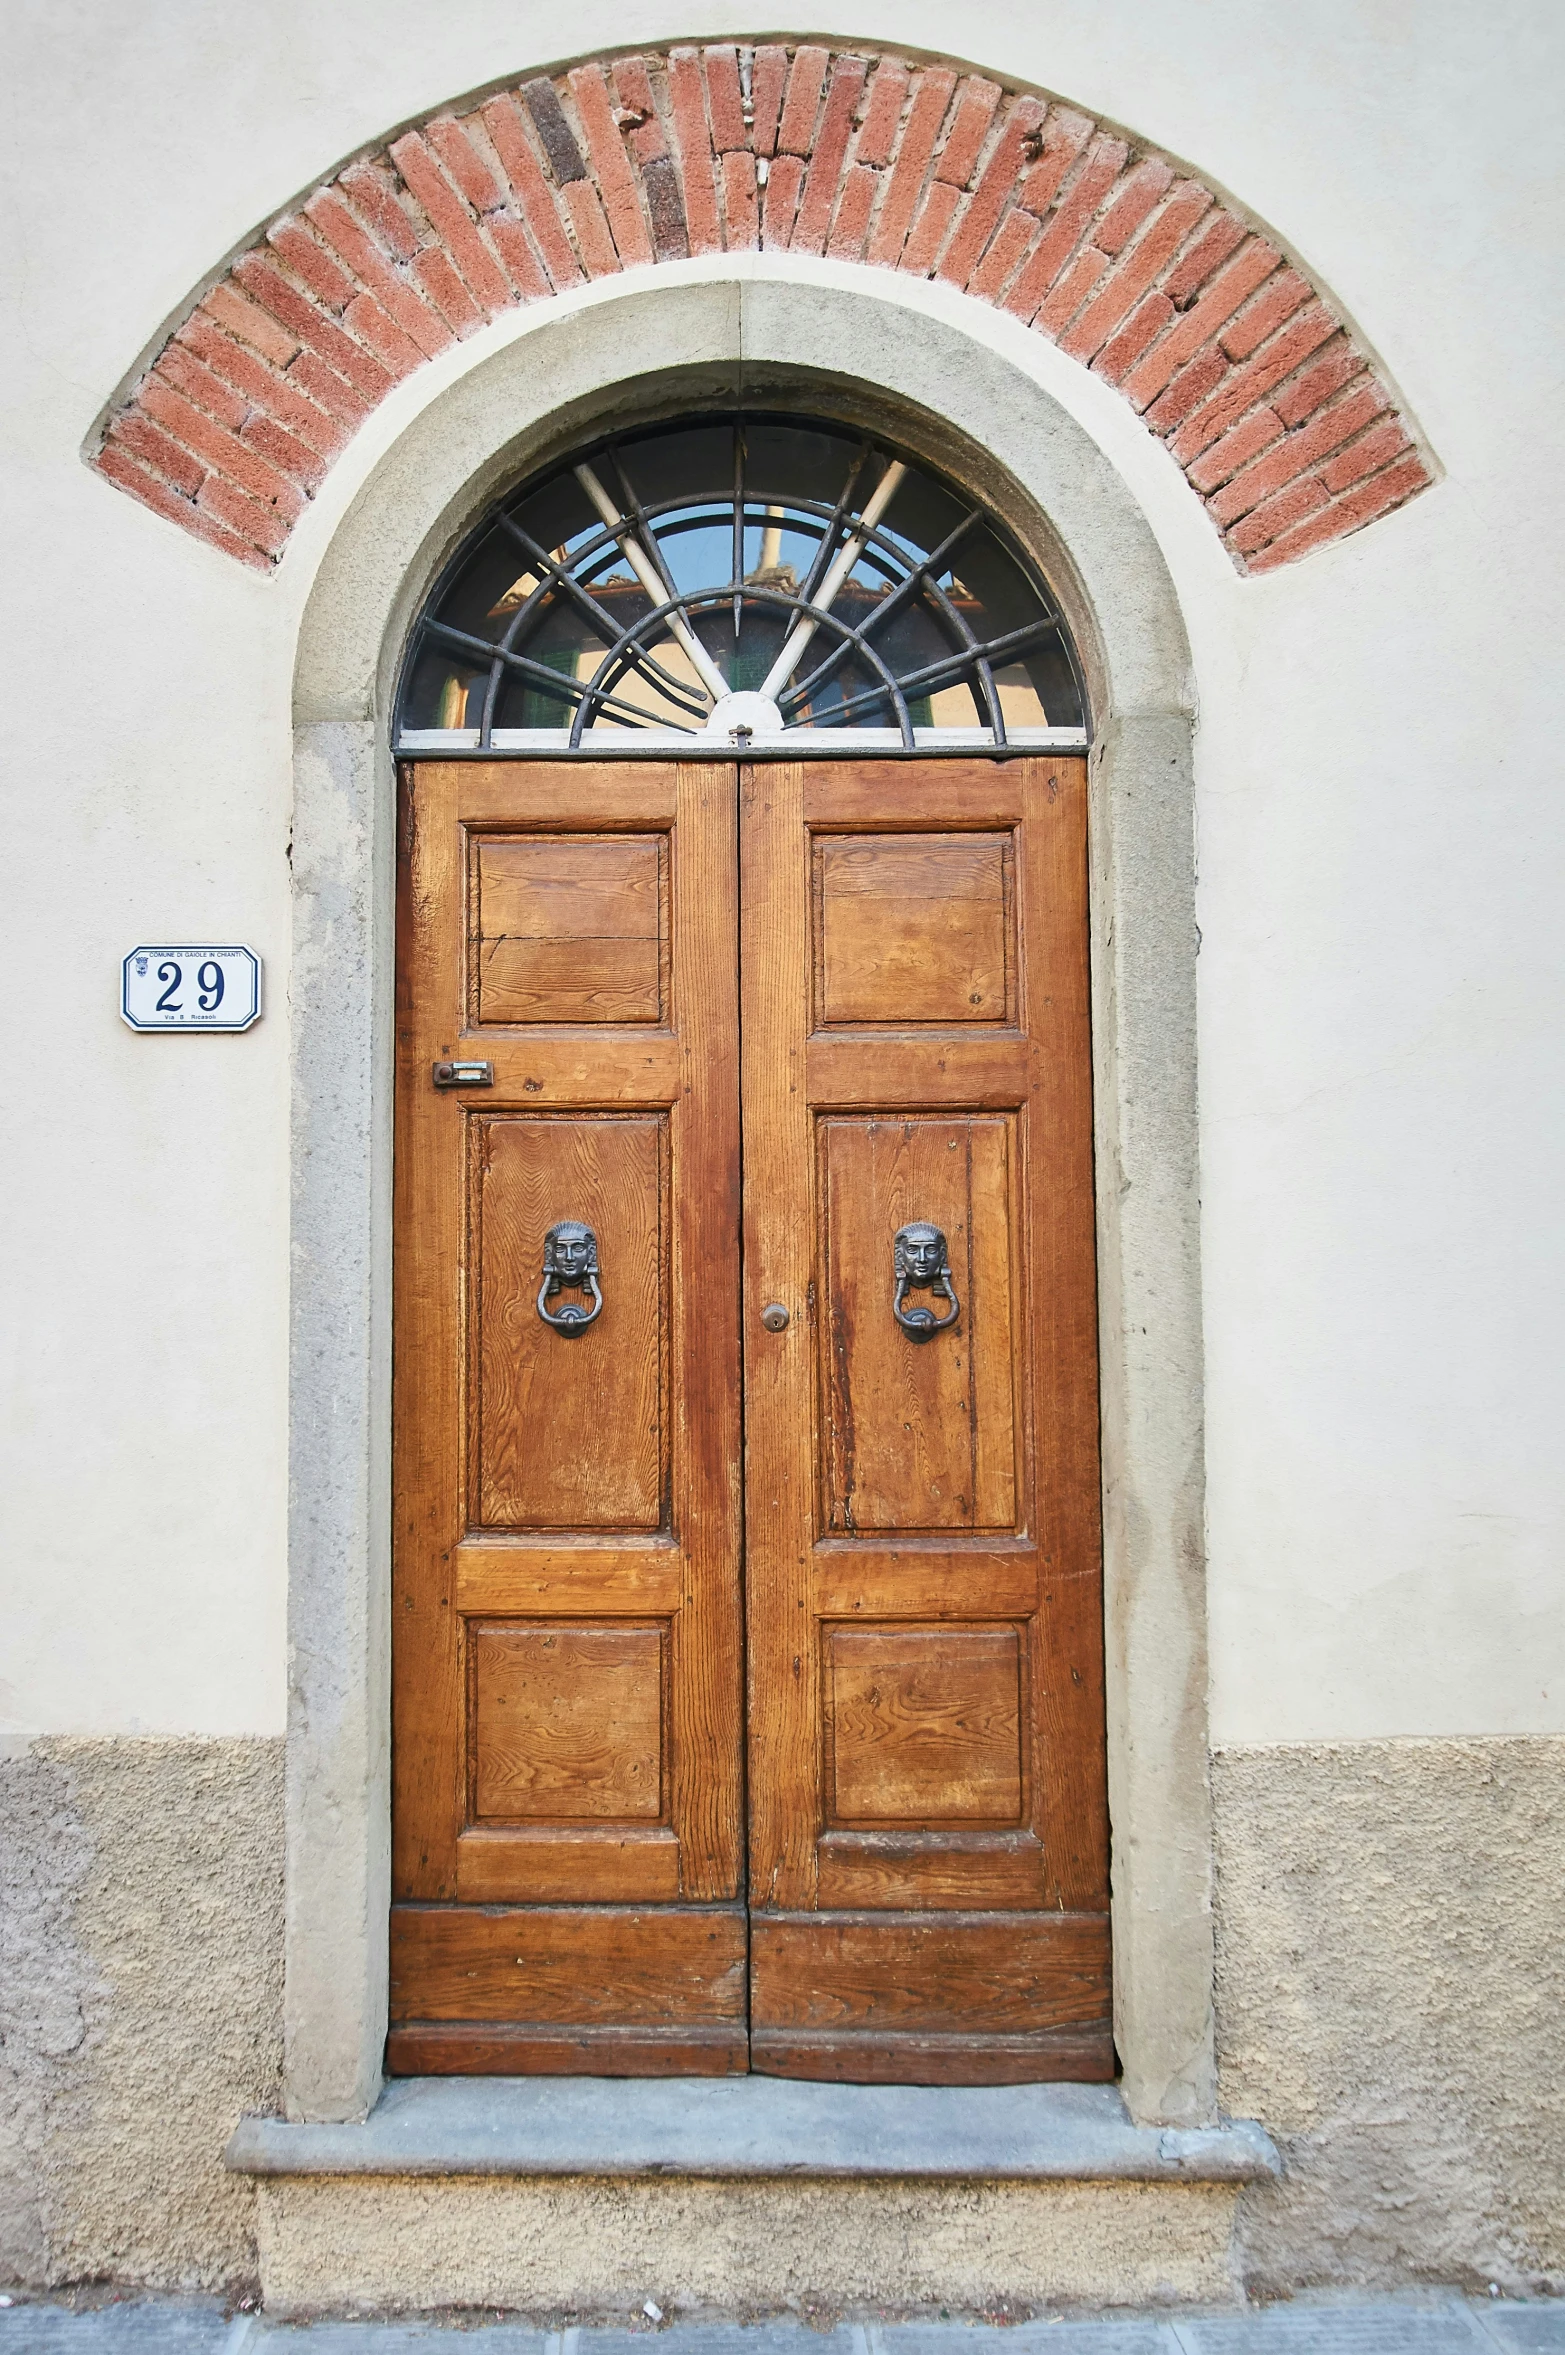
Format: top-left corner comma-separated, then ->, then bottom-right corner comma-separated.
93,40 -> 1429,573
98,441 -> 273,566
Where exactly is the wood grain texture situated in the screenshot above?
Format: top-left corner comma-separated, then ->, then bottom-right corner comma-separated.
474,833 -> 666,1024
454,1541 -> 683,1614
448,1035 -> 683,1101
470,1622 -> 664,1820
387,2023 -> 748,2076
429,761 -> 679,827
811,1543 -> 1037,1620
814,833 -> 1012,1026
397,755 -> 1106,2081
818,1114 -> 1018,1533
740,762 -> 820,1916
803,769 -> 1024,829
392,762 -> 744,2046
743,759 -> 1108,2082
749,1910 -> 1111,2030
455,1825 -> 681,1903
816,1829 -> 1046,1911
474,1113 -> 665,1530
389,1903 -> 748,2022
807,1035 -> 1031,1107
747,2026 -> 1113,2084
826,1627 -> 1023,1825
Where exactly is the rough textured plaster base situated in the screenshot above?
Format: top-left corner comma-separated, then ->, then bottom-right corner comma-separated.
0,1739 -> 283,2292
254,2176 -> 1236,2316
4,1730 -> 1559,2307
1216,1738 -> 1565,2297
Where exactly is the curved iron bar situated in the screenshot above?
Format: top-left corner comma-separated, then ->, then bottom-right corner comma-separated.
486,513 -> 706,734
438,559 -> 1059,744
463,508 -> 709,742
975,653 -> 1005,745
771,521 -> 1022,742
732,581 -> 918,738
568,580 -> 915,747
604,443 -> 686,608
415,430 -> 1073,745
820,616 -> 1061,728
777,511 -> 981,718
796,442 -> 875,609
424,617 -> 679,734
921,569 -> 1007,744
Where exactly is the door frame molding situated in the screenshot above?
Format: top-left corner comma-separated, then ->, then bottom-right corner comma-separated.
283,254 -> 1213,2129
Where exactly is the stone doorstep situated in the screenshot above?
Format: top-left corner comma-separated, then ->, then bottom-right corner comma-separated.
225,2077 -> 1281,2182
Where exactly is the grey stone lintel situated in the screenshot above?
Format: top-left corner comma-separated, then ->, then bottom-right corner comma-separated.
225,2075 -> 1279,2181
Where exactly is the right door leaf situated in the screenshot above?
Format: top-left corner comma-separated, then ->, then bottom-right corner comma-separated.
741,757 -> 1112,2085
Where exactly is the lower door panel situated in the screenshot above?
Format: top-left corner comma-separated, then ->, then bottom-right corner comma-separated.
749,1910 -> 1113,2082
388,1902 -> 749,2076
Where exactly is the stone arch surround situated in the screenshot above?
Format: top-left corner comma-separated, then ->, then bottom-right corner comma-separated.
94,41 -> 1431,579
280,272 -> 1213,2125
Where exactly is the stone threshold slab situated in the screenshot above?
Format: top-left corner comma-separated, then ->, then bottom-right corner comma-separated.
225,2075 -> 1280,2182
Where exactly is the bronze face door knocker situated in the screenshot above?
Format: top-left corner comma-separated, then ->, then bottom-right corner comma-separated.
537,1220 -> 603,1333
892,1221 -> 960,1341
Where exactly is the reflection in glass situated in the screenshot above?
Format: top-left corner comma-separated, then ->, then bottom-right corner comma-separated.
398,415 -> 1087,747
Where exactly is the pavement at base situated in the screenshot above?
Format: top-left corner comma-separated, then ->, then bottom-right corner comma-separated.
0,2294 -> 1562,2352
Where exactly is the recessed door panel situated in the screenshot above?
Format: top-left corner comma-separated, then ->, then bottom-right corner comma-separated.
818,1114 -> 1019,1534
472,833 -> 667,1025
826,1626 -> 1024,1826
473,1113 -> 664,1532
470,1621 -> 665,1821
813,833 -> 1013,1026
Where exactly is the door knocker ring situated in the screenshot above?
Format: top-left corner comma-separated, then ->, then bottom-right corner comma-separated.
537,1220 -> 603,1333
892,1222 -> 960,1341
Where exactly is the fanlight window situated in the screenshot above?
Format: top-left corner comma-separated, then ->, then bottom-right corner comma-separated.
397,414 -> 1087,751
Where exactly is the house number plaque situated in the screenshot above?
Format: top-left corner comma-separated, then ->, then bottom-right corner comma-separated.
121,945 -> 262,1032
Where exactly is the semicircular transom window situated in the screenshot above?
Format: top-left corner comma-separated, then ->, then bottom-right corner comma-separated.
397,413 -> 1088,752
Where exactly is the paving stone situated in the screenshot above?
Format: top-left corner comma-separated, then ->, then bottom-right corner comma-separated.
1176,2295 -> 1487,2351
881,2320 -> 1175,2351
583,2333 -> 860,2355
253,2328 -> 546,2351
1474,2311 -> 1565,2353
1,2300 -> 1559,2351
0,2302 -> 229,2351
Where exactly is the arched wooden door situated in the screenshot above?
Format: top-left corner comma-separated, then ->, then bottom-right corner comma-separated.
388,752 -> 1110,2083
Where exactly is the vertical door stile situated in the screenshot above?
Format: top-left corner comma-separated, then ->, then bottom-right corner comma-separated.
392,759 -> 468,1901
669,761 -> 745,1902
739,760 -> 819,1914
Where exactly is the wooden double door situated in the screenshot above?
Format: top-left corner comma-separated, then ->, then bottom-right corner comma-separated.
390,756 -> 1110,2083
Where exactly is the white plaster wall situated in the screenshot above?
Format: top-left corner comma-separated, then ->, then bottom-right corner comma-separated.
1,0 -> 1561,1744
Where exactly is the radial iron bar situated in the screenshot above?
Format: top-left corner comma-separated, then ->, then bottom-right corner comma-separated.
575,462 -> 730,707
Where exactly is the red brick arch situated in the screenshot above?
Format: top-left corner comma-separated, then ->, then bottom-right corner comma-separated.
95,43 -> 1431,576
